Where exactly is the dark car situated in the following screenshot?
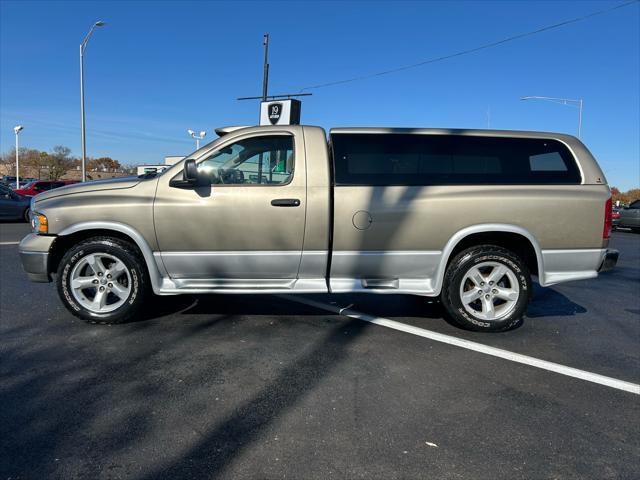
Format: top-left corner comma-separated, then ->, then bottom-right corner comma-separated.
1,176 -> 17,186
0,184 -> 31,222
618,200 -> 640,231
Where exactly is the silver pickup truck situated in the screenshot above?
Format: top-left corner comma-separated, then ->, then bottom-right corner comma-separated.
19,125 -> 618,331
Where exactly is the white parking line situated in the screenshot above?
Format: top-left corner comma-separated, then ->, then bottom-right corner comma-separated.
282,295 -> 640,395
0,241 -> 19,245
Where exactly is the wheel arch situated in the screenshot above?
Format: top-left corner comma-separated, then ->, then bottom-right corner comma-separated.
50,221 -> 164,293
434,224 -> 544,295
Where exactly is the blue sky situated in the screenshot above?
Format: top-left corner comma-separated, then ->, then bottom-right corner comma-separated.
1,0 -> 638,189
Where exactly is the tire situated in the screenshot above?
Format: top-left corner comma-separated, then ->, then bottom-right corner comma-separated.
23,208 -> 30,223
441,245 -> 532,332
57,236 -> 149,324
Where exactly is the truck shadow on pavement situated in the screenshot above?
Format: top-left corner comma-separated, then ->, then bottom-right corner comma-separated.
0,289 -> 592,479
0,303 -> 371,479
132,285 -> 588,326
139,317 -> 370,479
526,284 -> 587,318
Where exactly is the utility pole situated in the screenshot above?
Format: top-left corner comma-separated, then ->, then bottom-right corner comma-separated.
262,33 -> 269,102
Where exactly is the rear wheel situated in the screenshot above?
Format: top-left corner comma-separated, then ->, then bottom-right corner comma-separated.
441,245 -> 531,332
57,237 -> 149,324
23,208 -> 30,223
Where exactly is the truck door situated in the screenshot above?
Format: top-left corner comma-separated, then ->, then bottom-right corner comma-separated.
153,130 -> 306,286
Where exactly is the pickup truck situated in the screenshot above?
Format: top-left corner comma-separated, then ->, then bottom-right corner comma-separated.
19,125 -> 618,331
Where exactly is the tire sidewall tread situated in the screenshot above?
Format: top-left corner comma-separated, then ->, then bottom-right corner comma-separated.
57,236 -> 148,324
441,245 -> 531,332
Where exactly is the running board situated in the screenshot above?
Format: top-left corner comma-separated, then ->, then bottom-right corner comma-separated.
361,278 -> 399,289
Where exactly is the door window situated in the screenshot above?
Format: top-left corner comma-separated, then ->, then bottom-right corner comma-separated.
197,135 -> 294,185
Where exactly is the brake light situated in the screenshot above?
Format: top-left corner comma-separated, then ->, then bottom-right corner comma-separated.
604,197 -> 612,239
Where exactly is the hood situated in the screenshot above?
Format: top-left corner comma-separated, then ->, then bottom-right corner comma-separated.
33,176 -> 141,203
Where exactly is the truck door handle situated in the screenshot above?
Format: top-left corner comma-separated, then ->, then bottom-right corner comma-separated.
271,198 -> 301,207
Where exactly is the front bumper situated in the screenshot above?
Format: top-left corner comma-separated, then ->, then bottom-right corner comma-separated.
19,233 -> 56,283
598,249 -> 619,273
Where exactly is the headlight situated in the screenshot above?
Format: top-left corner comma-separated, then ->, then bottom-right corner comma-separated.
31,213 -> 48,234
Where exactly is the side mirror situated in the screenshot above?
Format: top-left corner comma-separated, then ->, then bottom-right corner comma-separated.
169,159 -> 201,188
184,159 -> 198,183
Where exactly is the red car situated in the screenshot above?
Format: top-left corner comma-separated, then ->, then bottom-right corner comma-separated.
14,180 -> 78,197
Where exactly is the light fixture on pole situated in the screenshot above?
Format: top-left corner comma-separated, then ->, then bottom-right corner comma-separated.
520,96 -> 584,138
14,125 -> 24,189
80,20 -> 106,182
187,129 -> 206,149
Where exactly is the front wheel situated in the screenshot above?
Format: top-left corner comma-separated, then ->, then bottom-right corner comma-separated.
57,237 -> 149,324
441,245 -> 532,332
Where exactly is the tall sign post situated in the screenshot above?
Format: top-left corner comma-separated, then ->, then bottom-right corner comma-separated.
262,33 -> 269,102
238,33 -> 312,127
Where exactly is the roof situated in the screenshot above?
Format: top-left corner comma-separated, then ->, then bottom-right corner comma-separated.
329,127 -> 578,142
215,126 -> 251,136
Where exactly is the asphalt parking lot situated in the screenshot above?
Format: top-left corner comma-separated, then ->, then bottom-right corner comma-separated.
1,222 -> 638,480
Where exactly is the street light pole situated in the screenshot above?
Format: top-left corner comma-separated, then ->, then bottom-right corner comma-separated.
520,96 -> 584,138
14,125 -> 23,189
578,98 -> 583,139
80,21 -> 105,182
187,130 -> 206,150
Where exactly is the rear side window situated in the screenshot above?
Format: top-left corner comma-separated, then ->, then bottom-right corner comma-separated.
331,133 -> 581,186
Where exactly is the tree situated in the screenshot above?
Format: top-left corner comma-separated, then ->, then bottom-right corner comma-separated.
0,148 -> 17,175
1,145 -> 127,180
22,149 -> 50,179
87,157 -> 121,172
611,186 -> 640,206
622,188 -> 640,205
47,146 -> 76,180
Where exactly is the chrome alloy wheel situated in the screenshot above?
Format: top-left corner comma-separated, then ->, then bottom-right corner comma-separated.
459,261 -> 520,321
70,253 -> 132,313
